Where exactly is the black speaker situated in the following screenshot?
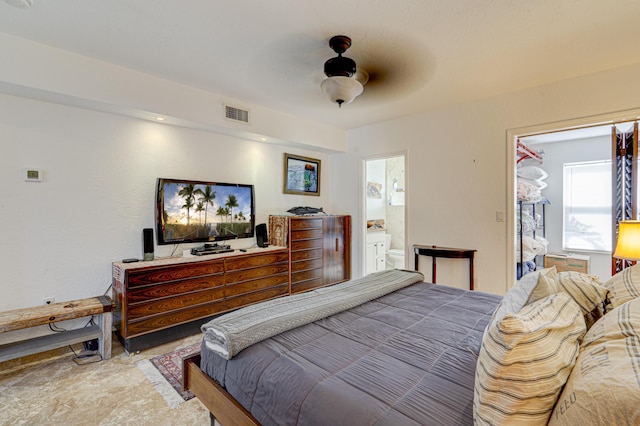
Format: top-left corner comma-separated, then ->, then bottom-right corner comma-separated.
143,228 -> 154,261
256,223 -> 268,248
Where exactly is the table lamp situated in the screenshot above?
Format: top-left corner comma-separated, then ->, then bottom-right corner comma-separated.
613,220 -> 640,261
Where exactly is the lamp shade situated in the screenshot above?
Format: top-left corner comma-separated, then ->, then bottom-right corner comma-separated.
320,76 -> 364,107
613,220 -> 640,260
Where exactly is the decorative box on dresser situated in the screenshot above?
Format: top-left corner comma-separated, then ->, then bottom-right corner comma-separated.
269,215 -> 351,294
112,247 -> 289,353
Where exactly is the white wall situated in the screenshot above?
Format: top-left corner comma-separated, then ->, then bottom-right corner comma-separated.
6,32 -> 640,313
528,136 -> 612,281
0,93 -> 334,314
335,62 -> 640,295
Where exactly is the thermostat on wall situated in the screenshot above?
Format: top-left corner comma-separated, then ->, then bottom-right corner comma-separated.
23,168 -> 42,182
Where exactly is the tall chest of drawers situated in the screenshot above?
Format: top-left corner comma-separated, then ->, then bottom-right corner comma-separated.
271,215 -> 351,294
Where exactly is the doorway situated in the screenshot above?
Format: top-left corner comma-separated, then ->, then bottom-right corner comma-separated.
363,154 -> 406,275
506,108 -> 640,287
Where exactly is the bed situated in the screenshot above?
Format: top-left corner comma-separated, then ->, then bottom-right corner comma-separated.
183,269 -> 502,425
185,264 -> 640,426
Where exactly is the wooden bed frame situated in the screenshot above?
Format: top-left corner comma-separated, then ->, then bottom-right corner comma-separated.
183,352 -> 259,426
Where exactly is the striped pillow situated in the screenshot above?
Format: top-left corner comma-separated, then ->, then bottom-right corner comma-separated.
548,298 -> 640,425
556,271 -> 609,329
474,293 -> 586,425
602,263 -> 640,312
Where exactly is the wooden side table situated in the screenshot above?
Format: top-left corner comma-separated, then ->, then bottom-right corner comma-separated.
413,245 -> 476,290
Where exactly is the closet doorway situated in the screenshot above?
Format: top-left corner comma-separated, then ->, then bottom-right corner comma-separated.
508,111 -> 640,286
363,154 -> 406,275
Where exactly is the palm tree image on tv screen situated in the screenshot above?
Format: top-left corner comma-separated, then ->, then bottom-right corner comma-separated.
157,179 -> 255,244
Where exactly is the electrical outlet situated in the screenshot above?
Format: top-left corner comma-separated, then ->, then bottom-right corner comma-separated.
43,297 -> 55,305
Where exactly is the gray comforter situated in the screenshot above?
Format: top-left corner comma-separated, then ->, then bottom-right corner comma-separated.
200,281 -> 501,426
201,269 -> 425,359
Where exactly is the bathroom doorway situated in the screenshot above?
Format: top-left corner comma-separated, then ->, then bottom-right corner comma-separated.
363,154 -> 406,275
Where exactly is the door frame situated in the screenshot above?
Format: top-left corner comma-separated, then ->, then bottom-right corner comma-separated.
505,107 -> 640,291
360,151 -> 408,275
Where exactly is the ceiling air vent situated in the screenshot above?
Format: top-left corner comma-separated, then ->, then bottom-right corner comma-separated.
224,104 -> 250,124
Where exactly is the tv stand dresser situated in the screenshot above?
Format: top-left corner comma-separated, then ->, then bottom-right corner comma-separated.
112,247 -> 289,353
112,215 -> 351,353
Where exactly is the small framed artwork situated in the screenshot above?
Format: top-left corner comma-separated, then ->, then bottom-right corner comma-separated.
366,181 -> 382,198
283,153 -> 321,196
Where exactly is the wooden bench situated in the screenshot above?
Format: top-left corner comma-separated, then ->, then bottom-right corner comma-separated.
0,295 -> 114,363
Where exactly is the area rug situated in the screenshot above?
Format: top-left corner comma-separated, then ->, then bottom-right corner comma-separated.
137,342 -> 200,409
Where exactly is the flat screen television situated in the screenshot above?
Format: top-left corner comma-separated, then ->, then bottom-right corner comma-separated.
155,178 -> 255,245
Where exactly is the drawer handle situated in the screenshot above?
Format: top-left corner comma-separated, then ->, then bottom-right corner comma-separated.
335,238 -> 339,252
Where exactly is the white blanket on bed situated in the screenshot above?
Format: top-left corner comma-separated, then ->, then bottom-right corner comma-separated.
201,269 -> 425,359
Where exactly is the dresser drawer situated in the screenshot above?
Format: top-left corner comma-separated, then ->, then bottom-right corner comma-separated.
126,260 -> 224,287
224,284 -> 289,311
291,268 -> 323,283
291,258 -> 323,272
290,218 -> 323,230
225,263 -> 289,284
225,273 -> 289,297
224,250 -> 288,271
291,278 -> 325,294
291,238 -> 323,251
291,228 -> 323,241
127,287 -> 226,320
291,248 -> 322,262
127,275 -> 225,303
126,299 -> 227,336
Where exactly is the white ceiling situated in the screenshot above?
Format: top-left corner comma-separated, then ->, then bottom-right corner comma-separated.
2,0 -> 640,130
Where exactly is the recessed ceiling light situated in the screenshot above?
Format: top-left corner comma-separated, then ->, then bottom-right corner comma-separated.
5,0 -> 33,8
155,116 -> 166,121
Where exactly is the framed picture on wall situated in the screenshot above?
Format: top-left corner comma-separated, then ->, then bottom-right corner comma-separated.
283,153 -> 321,196
366,181 -> 382,198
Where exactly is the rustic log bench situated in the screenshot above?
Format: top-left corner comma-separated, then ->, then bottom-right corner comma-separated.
0,295 -> 114,363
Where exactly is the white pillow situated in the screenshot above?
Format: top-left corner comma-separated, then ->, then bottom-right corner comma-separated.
474,293 -> 586,425
490,267 -> 558,325
518,165 -> 549,181
517,179 -> 542,202
519,177 -> 549,190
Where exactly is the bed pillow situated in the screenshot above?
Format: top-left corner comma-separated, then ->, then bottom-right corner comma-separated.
517,165 -> 549,181
519,177 -> 549,190
601,263 -> 640,311
474,293 -> 586,425
548,298 -> 640,425
517,179 -> 542,202
556,271 -> 609,329
490,267 -> 557,325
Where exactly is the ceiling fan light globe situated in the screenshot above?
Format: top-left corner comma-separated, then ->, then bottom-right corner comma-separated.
321,76 -> 363,106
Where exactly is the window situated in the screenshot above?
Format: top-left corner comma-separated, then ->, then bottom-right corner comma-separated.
563,160 -> 612,252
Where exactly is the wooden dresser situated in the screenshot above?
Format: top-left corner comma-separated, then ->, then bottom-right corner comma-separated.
271,215 -> 351,294
112,247 -> 289,353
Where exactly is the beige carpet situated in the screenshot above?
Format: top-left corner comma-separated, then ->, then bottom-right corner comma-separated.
0,333 -> 210,426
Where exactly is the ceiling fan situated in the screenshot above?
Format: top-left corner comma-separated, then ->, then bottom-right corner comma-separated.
320,35 -> 369,107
